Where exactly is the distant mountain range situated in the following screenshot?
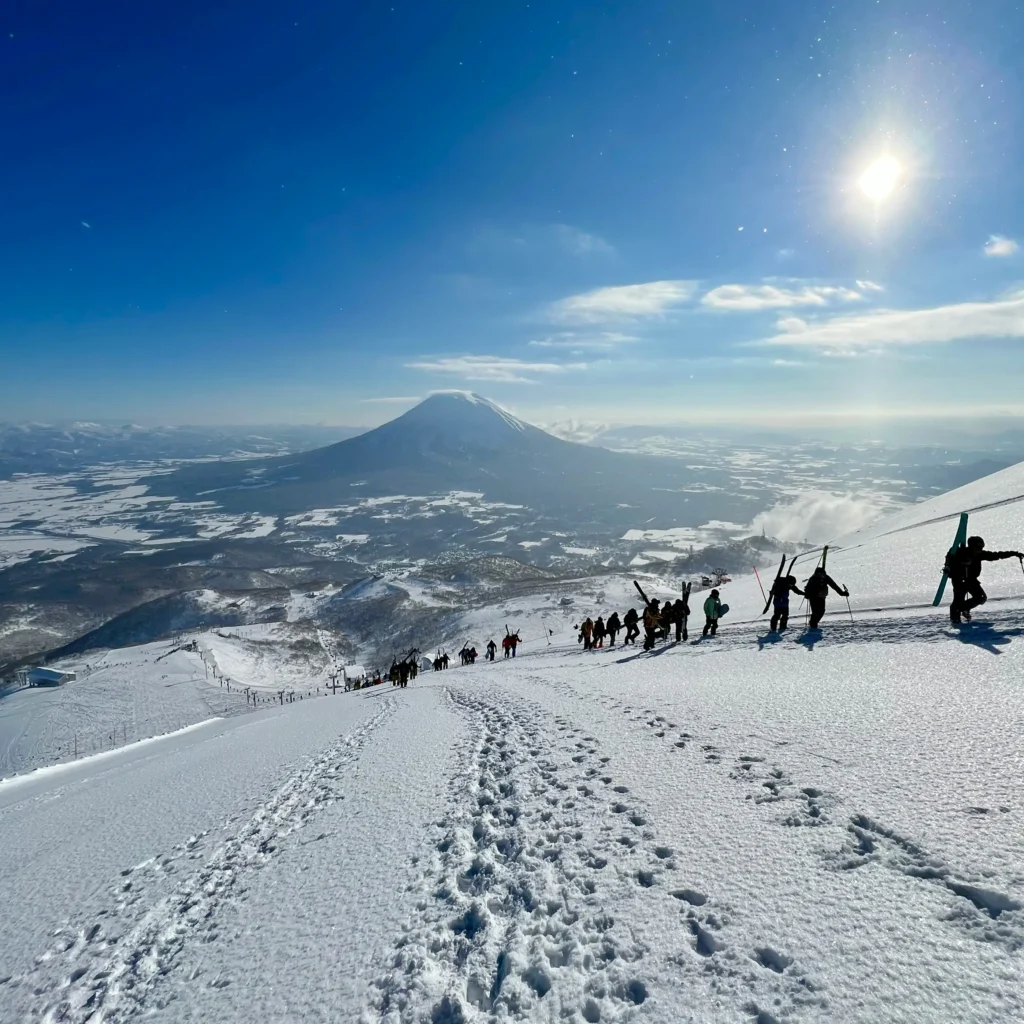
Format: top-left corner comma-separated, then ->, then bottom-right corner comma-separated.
0,422 -> 363,477
145,392 -> 761,528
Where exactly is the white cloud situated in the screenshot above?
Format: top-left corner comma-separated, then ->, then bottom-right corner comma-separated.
406,355 -> 584,384
550,280 -> 697,323
855,279 -> 884,292
984,234 -> 1019,257
751,491 -> 886,544
81,221 -> 91,229
529,330 -> 639,350
762,292 -> 1024,350
701,282 -> 864,310
554,224 -> 615,257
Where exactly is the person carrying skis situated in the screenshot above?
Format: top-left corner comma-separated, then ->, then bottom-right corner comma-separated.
605,611 -> 621,646
769,575 -> 803,632
508,630 -> 521,657
671,597 -> 687,641
946,536 -> 1023,624
593,615 -> 606,649
702,590 -> 722,637
623,607 -> 640,645
642,599 -> 661,650
804,566 -> 848,630
486,639 -> 497,661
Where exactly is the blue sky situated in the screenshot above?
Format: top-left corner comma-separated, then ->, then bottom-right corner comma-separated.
2,0 -> 1024,427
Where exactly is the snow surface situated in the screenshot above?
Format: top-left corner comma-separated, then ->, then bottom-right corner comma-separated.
2,463 -> 1024,1022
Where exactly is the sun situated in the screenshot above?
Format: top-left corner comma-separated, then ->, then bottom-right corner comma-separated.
858,155 -> 901,202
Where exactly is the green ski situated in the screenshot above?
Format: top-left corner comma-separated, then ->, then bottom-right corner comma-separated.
933,512 -> 968,606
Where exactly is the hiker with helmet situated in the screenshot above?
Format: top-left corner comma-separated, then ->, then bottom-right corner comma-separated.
804,566 -> 848,630
769,575 -> 803,632
946,535 -> 1023,625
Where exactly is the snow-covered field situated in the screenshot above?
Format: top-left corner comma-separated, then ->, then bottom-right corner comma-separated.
1,464 -> 1023,1022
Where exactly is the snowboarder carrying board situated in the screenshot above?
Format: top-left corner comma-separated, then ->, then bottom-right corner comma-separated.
804,567 -> 848,630
945,536 -> 1023,624
702,590 -> 722,637
769,575 -> 803,632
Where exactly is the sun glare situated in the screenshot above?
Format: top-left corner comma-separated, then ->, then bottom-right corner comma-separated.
858,155 -> 901,202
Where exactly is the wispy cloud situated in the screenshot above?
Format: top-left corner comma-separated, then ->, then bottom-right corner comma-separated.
554,224 -> 615,257
984,234 -> 1019,257
855,279 -> 884,292
81,221 -> 91,229
702,282 -> 865,311
406,355 -> 584,384
469,223 -> 614,260
360,396 -> 421,404
550,280 -> 697,324
761,292 -> 1024,350
529,330 -> 639,350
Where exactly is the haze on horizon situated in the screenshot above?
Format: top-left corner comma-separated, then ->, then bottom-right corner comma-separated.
2,1 -> 1023,428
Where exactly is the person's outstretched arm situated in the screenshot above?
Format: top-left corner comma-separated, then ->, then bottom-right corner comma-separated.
980,550 -> 1024,561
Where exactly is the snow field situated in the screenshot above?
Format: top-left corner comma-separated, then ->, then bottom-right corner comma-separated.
1,695 -> 386,1023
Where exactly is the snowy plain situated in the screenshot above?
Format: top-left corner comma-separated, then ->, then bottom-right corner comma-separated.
1,464 -> 1023,1022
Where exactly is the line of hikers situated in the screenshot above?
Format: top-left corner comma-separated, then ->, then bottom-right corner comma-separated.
432,629 -> 523,671
577,597 -> 694,653
380,535 -> 1019,688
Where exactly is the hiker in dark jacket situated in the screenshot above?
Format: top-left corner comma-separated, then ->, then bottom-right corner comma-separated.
946,536 -> 1023,624
593,616 -> 606,649
605,611 -> 621,646
769,575 -> 803,632
670,598 -> 688,641
804,567 -> 848,630
623,608 -> 640,645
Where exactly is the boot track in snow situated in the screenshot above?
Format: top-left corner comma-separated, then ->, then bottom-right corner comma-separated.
30,699 -> 396,1024
363,687 -> 819,1023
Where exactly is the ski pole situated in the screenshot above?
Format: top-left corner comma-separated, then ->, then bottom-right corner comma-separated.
753,565 -> 766,603
845,593 -> 854,623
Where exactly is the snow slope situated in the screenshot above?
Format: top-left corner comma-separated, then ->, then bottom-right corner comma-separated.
2,462 -> 1024,1022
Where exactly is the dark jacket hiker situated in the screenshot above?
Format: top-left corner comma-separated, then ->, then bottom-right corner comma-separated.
769,575 -> 803,632
946,536 -> 1023,624
804,567 -> 847,630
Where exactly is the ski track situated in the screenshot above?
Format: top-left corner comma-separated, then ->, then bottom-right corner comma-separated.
582,689 -> 1024,963
25,699 -> 396,1024
362,686 -> 819,1024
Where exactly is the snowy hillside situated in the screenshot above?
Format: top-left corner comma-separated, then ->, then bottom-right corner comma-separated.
2,461 -> 1023,1023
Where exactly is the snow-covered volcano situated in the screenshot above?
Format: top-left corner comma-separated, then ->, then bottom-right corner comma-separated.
146,391 -> 723,521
